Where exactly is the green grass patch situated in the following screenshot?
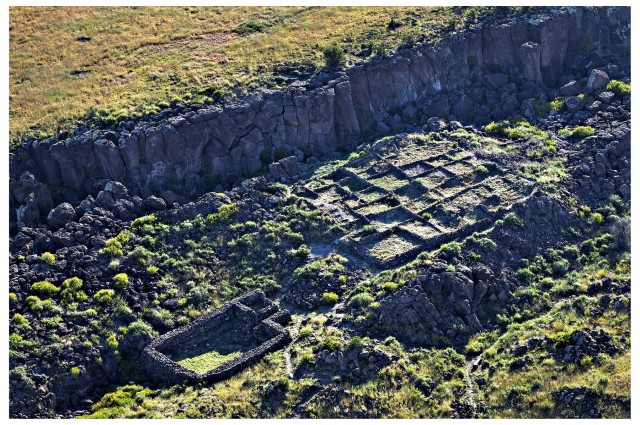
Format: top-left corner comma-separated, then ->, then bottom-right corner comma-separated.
176,349 -> 243,374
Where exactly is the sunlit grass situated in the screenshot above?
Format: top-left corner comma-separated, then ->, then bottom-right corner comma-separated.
10,6 -> 471,144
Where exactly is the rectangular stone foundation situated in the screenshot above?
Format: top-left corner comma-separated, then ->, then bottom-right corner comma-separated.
141,290 -> 291,386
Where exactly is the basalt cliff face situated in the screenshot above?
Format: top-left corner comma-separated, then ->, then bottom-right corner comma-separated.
9,7 -> 630,231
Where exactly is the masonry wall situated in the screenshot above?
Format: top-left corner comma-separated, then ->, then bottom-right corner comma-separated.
141,291 -> 292,386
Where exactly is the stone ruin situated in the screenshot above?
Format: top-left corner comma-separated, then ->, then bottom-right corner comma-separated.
142,291 -> 291,385
297,134 -> 535,267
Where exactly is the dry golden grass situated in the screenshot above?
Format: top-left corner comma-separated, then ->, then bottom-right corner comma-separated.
10,6 -> 471,145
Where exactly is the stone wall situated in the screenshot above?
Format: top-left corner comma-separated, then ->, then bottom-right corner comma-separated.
141,290 -> 291,386
9,7 -> 630,227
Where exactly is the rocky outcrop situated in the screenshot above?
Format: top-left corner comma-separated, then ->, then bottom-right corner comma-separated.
374,263 -> 513,346
9,7 -> 630,230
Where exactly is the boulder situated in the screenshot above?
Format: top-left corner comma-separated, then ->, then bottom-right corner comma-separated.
586,69 -> 610,90
598,91 -> 615,103
143,196 -> 167,211
565,96 -> 585,113
47,203 -> 77,230
559,80 -> 581,96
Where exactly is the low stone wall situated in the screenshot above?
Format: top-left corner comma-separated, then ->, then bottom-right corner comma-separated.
141,290 -> 291,386
9,7 -> 630,228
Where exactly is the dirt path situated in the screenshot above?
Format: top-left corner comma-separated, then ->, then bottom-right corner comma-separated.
464,354 -> 482,417
283,315 -> 303,378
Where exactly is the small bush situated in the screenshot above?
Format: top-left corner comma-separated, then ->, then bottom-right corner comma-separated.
70,367 -> 81,376
146,265 -> 159,275
549,97 -> 566,112
475,165 -> 489,174
348,293 -> 374,309
206,203 -> 238,224
439,241 -> 462,257
40,252 -> 55,265
572,126 -> 595,138
106,333 -> 119,351
446,264 -> 456,273
606,80 -> 630,96
31,281 -> 59,297
131,214 -> 156,230
299,327 -> 312,338
11,313 -> 30,327
590,212 -> 604,225
346,336 -> 364,350
504,212 -> 525,228
552,259 -> 570,276
233,20 -> 267,36
95,289 -> 115,304
516,267 -> 535,283
321,335 -> 342,351
382,282 -> 397,292
61,277 -> 83,301
484,121 -> 508,136
322,292 -> 340,305
103,238 -> 123,258
113,273 -> 129,289
25,295 -> 43,311
323,44 -> 345,68
478,238 -> 497,252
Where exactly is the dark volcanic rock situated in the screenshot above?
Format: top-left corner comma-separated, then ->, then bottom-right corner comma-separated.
47,203 -> 77,230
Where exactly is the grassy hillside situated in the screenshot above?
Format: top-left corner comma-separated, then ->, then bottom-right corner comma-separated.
9,6 -> 488,145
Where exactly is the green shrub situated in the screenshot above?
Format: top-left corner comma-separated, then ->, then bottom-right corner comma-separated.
346,336 -> 364,350
323,44 -> 345,68
233,20 -> 267,36
61,277 -> 84,301
40,252 -> 55,265
113,273 -> 129,289
504,212 -> 525,228
446,264 -> 456,273
322,292 -> 340,305
103,238 -> 123,258
516,267 -> 535,283
321,335 -> 342,351
590,212 -> 604,225
31,281 -> 59,297
11,313 -> 30,327
572,126 -> 595,138
95,289 -> 115,304
506,128 -> 526,140
212,89 -> 225,101
484,121 -> 508,136
552,259 -> 570,276
549,97 -> 566,112
146,265 -> 159,275
106,333 -> 119,351
131,214 -> 156,230
123,320 -> 158,346
25,295 -> 43,311
476,165 -> 490,176
439,241 -> 462,257
606,80 -> 630,96
299,327 -> 312,338
206,203 -> 238,224
382,282 -> 397,292
70,366 -> 81,376
478,238 -> 497,252
348,293 -> 374,309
